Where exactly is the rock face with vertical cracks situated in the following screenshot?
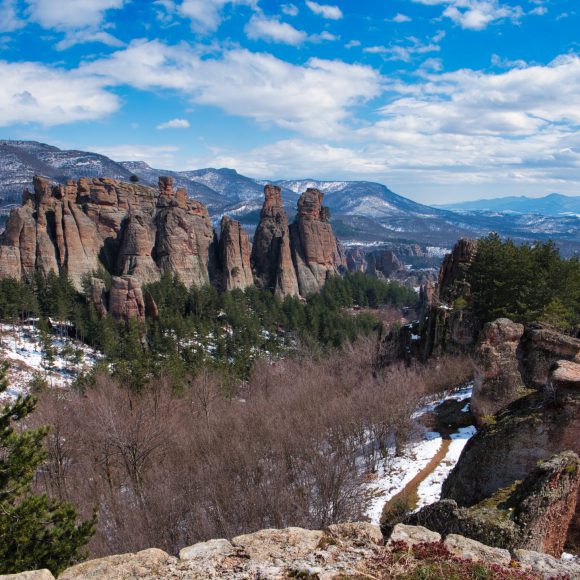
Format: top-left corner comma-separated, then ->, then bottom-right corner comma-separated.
470,318 -> 526,425
289,188 -> 346,296
0,176 -> 347,318
250,184 -> 299,297
219,216 -> 253,291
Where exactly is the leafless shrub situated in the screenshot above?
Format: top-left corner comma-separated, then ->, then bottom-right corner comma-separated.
32,343 -> 470,558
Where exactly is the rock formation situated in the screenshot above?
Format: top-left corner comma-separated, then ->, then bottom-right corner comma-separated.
442,357 -> 580,551
250,185 -> 300,297
218,216 -> 253,291
9,522 -> 580,579
406,451 -> 580,556
365,250 -> 404,278
520,322 -> 580,389
0,177 -> 346,318
470,318 -> 526,425
438,237 -> 478,303
289,188 -> 346,296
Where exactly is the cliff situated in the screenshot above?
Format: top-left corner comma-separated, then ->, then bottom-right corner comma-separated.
0,176 -> 345,317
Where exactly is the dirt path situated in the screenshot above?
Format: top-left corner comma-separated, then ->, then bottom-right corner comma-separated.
380,432 -> 452,522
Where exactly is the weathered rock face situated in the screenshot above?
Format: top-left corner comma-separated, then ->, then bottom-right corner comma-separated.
408,451 -> 580,556
471,318 -> 526,425
442,365 -> 580,551
0,177 -> 348,317
108,276 -> 146,321
219,216 -> 253,291
250,185 -> 299,297
520,323 -> 580,389
413,238 -> 480,361
438,238 -> 478,304
365,250 -> 404,278
0,176 -> 215,293
290,188 -> 346,296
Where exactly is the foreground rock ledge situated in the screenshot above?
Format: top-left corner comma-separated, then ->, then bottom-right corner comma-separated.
3,522 -> 580,579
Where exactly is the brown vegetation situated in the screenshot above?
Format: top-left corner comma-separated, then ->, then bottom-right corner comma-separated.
29,340 -> 473,559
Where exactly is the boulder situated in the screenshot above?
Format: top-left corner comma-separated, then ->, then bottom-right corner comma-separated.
327,522 -> 383,546
231,527 -> 324,562
444,534 -> 511,566
59,548 -> 173,579
179,538 -> 234,561
0,572 -> 55,580
520,323 -> 580,389
471,318 -> 526,425
514,549 -> 580,578
549,359 -> 580,392
387,524 -> 441,547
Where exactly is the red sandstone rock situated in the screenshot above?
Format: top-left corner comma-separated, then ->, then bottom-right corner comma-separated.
219,216 -> 253,291
109,275 -> 146,321
471,318 -> 525,425
250,185 -> 299,297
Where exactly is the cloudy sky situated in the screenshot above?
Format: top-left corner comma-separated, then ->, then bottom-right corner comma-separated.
0,0 -> 578,203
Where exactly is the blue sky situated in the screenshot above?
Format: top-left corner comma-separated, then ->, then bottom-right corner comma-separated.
0,0 -> 578,203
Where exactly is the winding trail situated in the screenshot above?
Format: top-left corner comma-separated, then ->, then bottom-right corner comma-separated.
381,432 -> 452,518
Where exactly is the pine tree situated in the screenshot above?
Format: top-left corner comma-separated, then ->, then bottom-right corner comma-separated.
0,361 -> 96,575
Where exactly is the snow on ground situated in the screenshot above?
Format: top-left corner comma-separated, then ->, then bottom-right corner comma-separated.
366,427 -> 442,524
415,425 -> 477,510
366,384 -> 475,524
0,322 -> 100,400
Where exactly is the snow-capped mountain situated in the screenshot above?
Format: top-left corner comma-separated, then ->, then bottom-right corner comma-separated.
438,193 -> 580,217
0,140 -> 132,204
1,140 -> 579,253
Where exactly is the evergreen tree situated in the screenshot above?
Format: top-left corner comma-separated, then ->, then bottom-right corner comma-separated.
0,361 -> 96,575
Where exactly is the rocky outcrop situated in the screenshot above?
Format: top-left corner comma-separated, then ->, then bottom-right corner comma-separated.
520,323 -> 580,389
219,216 -> 253,291
10,522 -> 580,579
289,188 -> 346,296
438,237 -> 478,304
471,318 -> 526,425
411,238 -> 480,361
250,185 -> 299,297
0,177 -> 348,317
442,360 -> 580,551
365,250 -> 404,278
408,451 -> 580,556
108,276 -> 146,321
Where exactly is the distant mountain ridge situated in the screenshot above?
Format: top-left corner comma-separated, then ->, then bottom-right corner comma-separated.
438,193 -> 580,216
0,140 -> 579,254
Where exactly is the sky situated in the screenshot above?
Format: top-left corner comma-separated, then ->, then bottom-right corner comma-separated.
0,0 -> 578,204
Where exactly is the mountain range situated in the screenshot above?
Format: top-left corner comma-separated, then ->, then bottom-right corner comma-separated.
438,193 -> 580,216
1,140 -> 579,254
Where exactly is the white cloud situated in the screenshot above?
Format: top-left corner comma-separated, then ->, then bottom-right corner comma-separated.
157,118 -> 190,129
412,0 -> 524,30
56,30 -> 124,50
310,30 -> 339,42
305,1 -> 342,20
391,13 -> 412,23
345,39 -> 361,48
0,60 -> 119,126
178,0 -> 256,32
83,40 -> 382,137
364,31 -> 445,62
245,14 -> 307,44
25,0 -> 125,30
281,3 -> 298,16
0,0 -> 24,32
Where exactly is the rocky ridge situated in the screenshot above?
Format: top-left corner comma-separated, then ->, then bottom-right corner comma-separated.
0,176 -> 345,318
4,522 -> 579,579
